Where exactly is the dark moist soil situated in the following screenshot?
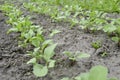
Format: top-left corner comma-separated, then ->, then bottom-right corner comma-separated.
0,2 -> 120,80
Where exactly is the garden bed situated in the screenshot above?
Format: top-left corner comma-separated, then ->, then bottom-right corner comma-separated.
0,0 -> 120,80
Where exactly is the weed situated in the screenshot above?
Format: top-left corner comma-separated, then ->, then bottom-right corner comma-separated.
100,52 -> 108,57
91,41 -> 101,49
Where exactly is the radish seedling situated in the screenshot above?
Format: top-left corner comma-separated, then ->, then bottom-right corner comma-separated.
61,65 -> 118,80
27,40 -> 57,77
1,3 -> 58,77
63,51 -> 90,66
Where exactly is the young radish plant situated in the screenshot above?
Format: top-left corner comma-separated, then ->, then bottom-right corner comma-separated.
75,65 -> 118,80
61,65 -> 118,80
27,40 -> 57,77
1,0 -> 120,78
103,18 -> 120,47
1,3 -> 58,77
24,27 -> 58,77
63,51 -> 90,66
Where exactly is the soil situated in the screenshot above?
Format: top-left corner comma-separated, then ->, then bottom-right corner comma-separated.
0,1 -> 120,80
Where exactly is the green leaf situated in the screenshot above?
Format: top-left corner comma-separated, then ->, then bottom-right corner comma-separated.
80,73 -> 89,80
112,37 -> 119,42
27,58 -> 36,64
109,78 -> 118,80
37,27 -> 43,35
24,29 -> 35,39
77,53 -> 90,59
61,77 -> 70,80
33,64 -> 48,77
30,37 -> 40,47
75,73 -> 89,80
74,75 -> 81,80
89,65 -> 108,80
50,30 -> 61,37
37,34 -> 45,42
103,24 -> 116,33
34,47 -> 40,52
48,60 -> 56,68
32,47 -> 43,58
44,43 -> 57,61
63,51 -> 73,57
7,28 -> 18,33
42,40 -> 53,49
